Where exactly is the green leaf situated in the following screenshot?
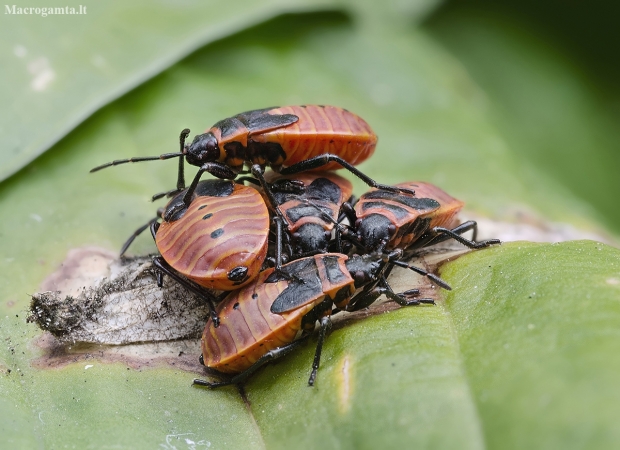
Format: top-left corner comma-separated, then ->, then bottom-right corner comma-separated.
0,0 -> 441,183
441,241 -> 620,449
1,4 -> 619,449
235,241 -> 620,449
0,0 -> 336,182
245,297 -> 486,449
424,4 -> 620,234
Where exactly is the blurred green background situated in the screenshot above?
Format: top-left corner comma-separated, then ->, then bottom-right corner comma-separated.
1,0 -> 619,448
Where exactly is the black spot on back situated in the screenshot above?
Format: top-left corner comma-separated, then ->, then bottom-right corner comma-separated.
285,204 -> 332,225
164,180 -> 234,221
271,277 -> 323,314
306,177 -> 341,203
361,201 -> 410,220
239,110 -> 298,134
266,257 -> 316,283
272,190 -> 297,205
211,228 -> 224,239
322,255 -> 348,284
214,117 -> 245,138
194,180 -> 235,198
268,258 -> 324,314
202,213 -> 213,220
362,190 -> 440,211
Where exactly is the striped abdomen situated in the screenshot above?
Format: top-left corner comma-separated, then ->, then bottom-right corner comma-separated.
156,184 -> 269,290
265,171 -> 353,233
355,181 -> 463,250
202,254 -> 354,374
202,269 -> 318,374
252,105 -> 377,170
408,182 -> 464,230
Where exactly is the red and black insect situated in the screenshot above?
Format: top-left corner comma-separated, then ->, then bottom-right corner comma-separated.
123,179 -> 270,291
261,171 -> 354,258
90,106 -> 413,220
155,179 -> 270,291
348,181 -> 500,255
194,251 -> 436,388
120,179 -> 272,327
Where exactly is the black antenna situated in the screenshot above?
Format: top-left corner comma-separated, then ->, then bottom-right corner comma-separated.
391,260 -> 452,290
89,128 -> 190,173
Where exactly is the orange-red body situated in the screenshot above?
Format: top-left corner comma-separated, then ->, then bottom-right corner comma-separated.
264,171 -> 353,233
206,105 -> 377,171
355,181 -> 464,251
156,182 -> 269,290
202,254 -> 354,374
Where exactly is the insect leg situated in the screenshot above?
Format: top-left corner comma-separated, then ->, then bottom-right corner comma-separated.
377,275 -> 435,306
345,279 -> 387,312
308,316 -> 332,386
391,260 -> 452,291
249,164 -> 289,224
346,277 -> 434,312
339,198 -> 357,226
151,256 -> 220,328
184,162 -> 238,201
150,220 -> 160,240
175,129 -> 188,190
120,215 -> 160,257
292,197 -> 362,254
151,189 -> 179,202
273,216 -> 284,271
234,176 -> 261,186
279,155 -> 415,196
150,129 -> 190,201
414,221 -> 501,250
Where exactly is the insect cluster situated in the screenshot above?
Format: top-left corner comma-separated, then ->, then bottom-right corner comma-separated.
91,105 -> 500,388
